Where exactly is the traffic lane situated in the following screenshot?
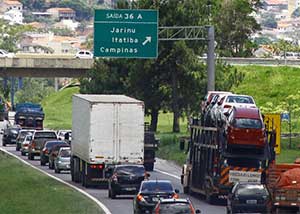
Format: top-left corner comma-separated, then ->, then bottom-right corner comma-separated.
154,158 -> 226,213
3,145 -> 225,214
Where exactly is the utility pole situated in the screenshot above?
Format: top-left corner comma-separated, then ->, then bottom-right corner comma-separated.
206,0 -> 215,91
207,26 -> 215,91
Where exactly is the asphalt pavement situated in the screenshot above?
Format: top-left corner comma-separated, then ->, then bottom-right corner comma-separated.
0,134 -> 226,214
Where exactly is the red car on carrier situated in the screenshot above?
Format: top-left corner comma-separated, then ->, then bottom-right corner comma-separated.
225,107 -> 266,149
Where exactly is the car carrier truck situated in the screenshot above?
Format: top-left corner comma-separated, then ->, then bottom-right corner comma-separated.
71,94 -> 145,187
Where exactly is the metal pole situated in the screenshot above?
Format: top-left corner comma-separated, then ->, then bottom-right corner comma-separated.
207,25 -> 215,91
18,77 -> 23,89
54,78 -> 58,91
11,77 -> 15,110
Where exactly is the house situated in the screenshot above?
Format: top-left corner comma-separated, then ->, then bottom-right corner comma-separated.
2,8 -> 23,24
53,19 -> 79,31
46,8 -> 76,20
0,0 -> 22,13
20,32 -> 81,54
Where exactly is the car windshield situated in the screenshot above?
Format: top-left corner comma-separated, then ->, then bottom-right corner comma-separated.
159,203 -> 191,214
236,185 -> 268,196
35,132 -> 56,138
141,182 -> 173,192
233,118 -> 262,129
116,166 -> 144,176
60,149 -> 71,157
226,96 -> 254,104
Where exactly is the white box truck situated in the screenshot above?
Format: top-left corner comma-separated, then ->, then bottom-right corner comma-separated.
71,94 -> 145,187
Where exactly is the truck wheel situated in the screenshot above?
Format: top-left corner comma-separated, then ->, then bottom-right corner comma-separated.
144,163 -> 154,171
73,158 -> 81,183
183,186 -> 190,194
71,158 -> 75,182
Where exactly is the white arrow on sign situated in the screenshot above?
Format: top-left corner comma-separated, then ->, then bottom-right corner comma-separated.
142,36 -> 152,46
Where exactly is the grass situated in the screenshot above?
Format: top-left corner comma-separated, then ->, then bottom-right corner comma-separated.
42,86 -> 79,130
0,153 -> 104,214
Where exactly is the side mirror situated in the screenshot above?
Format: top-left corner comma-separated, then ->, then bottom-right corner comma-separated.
175,189 -> 179,194
179,140 -> 185,151
195,210 -> 201,214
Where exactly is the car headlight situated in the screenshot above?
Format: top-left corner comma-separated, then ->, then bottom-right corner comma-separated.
58,161 -> 62,164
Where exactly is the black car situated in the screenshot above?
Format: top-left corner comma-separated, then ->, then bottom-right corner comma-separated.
133,180 -> 179,214
227,183 -> 271,214
40,140 -> 67,166
108,164 -> 146,199
48,143 -> 70,169
2,125 -> 21,146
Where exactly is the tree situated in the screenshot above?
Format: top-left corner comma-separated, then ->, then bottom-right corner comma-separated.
214,0 -> 261,57
15,78 -> 55,103
0,19 -> 33,52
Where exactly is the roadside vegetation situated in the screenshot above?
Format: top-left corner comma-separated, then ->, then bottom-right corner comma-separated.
0,152 -> 103,214
40,65 -> 300,164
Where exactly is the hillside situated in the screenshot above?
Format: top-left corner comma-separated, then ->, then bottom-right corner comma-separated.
232,66 -> 300,111
41,86 -> 79,129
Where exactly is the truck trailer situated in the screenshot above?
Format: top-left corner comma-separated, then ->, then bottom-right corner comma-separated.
71,94 -> 145,187
181,119 -> 275,203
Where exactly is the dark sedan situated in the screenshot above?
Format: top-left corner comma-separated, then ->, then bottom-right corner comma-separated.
2,125 -> 21,146
133,180 -> 179,214
227,183 -> 271,214
108,164 -> 147,199
40,140 -> 67,166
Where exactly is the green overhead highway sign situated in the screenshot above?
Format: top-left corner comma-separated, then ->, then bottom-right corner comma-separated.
94,9 -> 158,58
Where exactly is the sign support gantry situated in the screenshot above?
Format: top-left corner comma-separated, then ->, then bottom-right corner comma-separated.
159,25 -> 215,91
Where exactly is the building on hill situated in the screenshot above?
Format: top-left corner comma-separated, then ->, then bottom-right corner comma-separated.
0,0 -> 22,13
46,8 -> 76,20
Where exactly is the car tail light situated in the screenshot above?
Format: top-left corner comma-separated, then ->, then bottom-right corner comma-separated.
137,194 -> 145,202
42,148 -> 48,154
90,164 -> 104,169
112,173 -> 118,182
224,105 -> 231,109
189,203 -> 195,214
24,143 -> 28,146
31,140 -> 36,149
172,193 -> 179,199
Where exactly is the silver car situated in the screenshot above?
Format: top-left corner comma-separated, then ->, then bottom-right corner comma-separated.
54,147 -> 71,173
20,134 -> 33,156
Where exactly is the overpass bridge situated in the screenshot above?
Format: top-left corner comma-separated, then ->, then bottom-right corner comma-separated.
0,57 -> 93,77
0,56 -> 300,78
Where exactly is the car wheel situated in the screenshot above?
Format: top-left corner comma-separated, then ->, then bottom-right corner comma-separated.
21,151 -> 25,156
40,159 -> 46,166
54,166 -> 60,173
226,207 -> 231,214
28,153 -> 34,160
2,142 -> 6,147
49,161 -> 54,169
16,145 -> 20,151
110,187 -> 116,199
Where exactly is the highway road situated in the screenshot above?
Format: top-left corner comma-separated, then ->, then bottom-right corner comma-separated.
0,141 -> 226,214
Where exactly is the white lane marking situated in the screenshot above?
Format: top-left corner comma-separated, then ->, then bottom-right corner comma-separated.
0,148 -> 112,214
155,169 -> 181,180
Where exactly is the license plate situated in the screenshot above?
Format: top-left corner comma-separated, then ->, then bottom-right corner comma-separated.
152,197 -> 159,202
125,187 -> 136,191
246,200 -> 257,204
